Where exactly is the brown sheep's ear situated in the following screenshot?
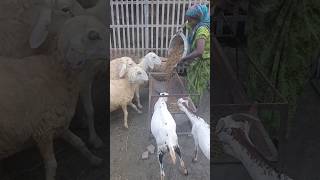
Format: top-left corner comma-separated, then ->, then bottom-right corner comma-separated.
29,7 -> 52,48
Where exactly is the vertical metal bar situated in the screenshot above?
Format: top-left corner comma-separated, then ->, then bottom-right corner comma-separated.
171,0 -> 176,38
131,0 -> 135,53
126,1 -> 131,50
165,2 -> 170,49
156,0 -> 160,53
182,0 -> 187,37
121,1 -> 126,49
116,1 -> 121,49
176,0 -> 181,32
144,0 -> 149,52
111,2 -> 117,49
160,1 -> 165,56
141,3 -> 144,53
150,1 -> 154,51
136,2 -> 140,50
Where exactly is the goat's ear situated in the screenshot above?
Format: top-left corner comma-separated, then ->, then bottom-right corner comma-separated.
119,64 -> 127,78
148,58 -> 154,69
29,7 -> 52,48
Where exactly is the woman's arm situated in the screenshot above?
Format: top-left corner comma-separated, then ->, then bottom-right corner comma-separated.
180,38 -> 205,63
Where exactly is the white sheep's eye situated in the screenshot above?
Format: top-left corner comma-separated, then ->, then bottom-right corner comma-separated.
137,71 -> 142,75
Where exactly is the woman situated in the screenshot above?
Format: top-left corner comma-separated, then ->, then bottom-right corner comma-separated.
178,4 -> 210,104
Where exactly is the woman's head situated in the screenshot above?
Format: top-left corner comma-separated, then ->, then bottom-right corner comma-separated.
185,4 -> 210,28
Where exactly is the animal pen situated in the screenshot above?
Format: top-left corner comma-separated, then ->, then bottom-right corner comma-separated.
110,0 -> 210,134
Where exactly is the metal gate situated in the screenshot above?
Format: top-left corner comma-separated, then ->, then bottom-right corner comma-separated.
110,0 -> 210,58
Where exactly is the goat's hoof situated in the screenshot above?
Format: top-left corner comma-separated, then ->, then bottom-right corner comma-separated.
183,169 -> 188,176
89,137 -> 104,149
192,158 -> 198,163
137,110 -> 143,114
138,104 -> 143,109
90,156 -> 103,167
124,124 -> 129,129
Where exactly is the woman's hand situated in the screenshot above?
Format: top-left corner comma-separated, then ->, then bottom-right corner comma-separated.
182,38 -> 206,64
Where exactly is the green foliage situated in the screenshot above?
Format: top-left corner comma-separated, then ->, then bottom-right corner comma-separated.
186,58 -> 210,105
246,0 -> 320,135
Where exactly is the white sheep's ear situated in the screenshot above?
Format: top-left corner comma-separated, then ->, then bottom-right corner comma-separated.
119,64 -> 127,78
29,7 -> 52,48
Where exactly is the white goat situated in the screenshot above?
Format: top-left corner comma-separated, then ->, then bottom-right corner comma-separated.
110,65 -> 148,128
151,92 -> 188,180
177,97 -> 210,161
135,52 -> 161,108
216,113 -> 294,180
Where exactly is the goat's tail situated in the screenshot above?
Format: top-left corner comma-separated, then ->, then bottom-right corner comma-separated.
169,146 -> 176,165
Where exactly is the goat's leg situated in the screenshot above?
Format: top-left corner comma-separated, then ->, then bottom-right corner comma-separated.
129,102 -> 142,114
61,130 -> 103,166
121,105 -> 129,128
36,138 -> 57,180
192,136 -> 199,162
158,151 -> 165,180
174,146 -> 188,176
135,86 -> 143,109
80,88 -> 104,148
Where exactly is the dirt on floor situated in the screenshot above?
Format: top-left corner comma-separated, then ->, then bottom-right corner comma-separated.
110,86 -> 210,180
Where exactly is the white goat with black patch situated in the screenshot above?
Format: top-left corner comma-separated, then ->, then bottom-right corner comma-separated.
151,92 -> 188,180
177,97 -> 210,161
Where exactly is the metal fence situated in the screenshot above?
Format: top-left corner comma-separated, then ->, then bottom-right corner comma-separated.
110,0 -> 210,57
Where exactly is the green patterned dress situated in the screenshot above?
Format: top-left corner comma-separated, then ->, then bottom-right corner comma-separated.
186,26 -> 211,104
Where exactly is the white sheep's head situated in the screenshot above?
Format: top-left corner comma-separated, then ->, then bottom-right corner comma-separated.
57,15 -> 106,71
215,113 -> 257,159
144,52 -> 161,70
118,57 -> 136,78
177,97 -> 197,114
30,0 -> 85,48
159,92 -> 169,102
127,66 -> 149,84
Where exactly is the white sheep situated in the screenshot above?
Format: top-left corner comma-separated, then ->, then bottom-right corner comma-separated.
110,65 -> 149,128
30,0 -> 107,148
151,92 -> 188,180
0,15 -> 106,180
177,97 -> 210,161
110,52 -> 161,109
216,113 -> 294,180
110,56 -> 137,79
